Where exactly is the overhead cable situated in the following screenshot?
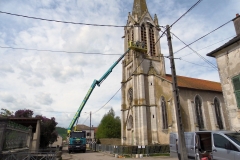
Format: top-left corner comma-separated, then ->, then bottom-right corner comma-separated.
180,35 -> 235,58
170,0 -> 203,27
0,11 -> 130,28
0,46 -> 122,55
171,32 -> 218,69
174,19 -> 232,54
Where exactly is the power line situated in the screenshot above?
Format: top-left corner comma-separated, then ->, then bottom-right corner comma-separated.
0,11 -> 133,28
179,58 -> 214,68
0,46 -> 122,56
180,35 -> 235,58
158,0 -> 203,43
174,19 -> 232,54
171,32 -> 218,69
170,0 -> 203,27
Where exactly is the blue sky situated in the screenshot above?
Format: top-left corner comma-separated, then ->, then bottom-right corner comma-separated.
0,0 -> 239,128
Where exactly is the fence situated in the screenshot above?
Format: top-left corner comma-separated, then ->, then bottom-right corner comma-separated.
0,151 -> 57,160
89,144 -> 170,156
0,119 -> 31,152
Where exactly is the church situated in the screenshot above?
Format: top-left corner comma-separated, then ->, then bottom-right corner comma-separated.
120,0 -> 229,146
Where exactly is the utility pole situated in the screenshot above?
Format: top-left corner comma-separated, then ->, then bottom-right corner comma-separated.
166,25 -> 188,160
90,111 -> 92,141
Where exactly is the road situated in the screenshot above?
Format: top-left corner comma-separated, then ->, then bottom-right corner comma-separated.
61,147 -> 178,160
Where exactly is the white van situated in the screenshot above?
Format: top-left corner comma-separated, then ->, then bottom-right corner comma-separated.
170,131 -> 240,160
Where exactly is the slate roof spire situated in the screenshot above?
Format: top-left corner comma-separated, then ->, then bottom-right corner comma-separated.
132,0 -> 148,18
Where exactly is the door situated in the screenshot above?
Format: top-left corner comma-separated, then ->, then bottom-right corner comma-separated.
212,133 -> 238,160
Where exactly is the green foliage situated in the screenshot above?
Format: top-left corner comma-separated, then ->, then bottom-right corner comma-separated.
96,108 -> 121,139
56,127 -> 67,140
0,108 -> 13,117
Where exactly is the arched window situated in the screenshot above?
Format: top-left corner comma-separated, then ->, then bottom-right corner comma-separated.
149,24 -> 156,56
214,98 -> 224,130
161,96 -> 168,129
195,95 -> 204,130
127,115 -> 133,130
141,24 -> 147,48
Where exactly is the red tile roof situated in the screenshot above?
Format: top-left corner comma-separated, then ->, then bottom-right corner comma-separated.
164,74 -> 222,92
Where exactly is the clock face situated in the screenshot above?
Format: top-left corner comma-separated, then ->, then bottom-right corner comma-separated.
128,88 -> 133,103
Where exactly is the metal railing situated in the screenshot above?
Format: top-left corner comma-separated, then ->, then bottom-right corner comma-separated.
0,151 -> 58,160
89,144 -> 170,156
0,119 -> 31,152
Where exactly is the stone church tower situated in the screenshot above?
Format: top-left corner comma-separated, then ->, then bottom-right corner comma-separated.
121,0 -> 229,146
121,0 -> 166,146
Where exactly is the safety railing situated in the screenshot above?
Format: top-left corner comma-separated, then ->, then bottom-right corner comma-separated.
0,151 -> 58,160
89,144 -> 170,156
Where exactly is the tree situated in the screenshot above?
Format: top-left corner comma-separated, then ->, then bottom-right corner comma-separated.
0,108 -> 13,117
15,109 -> 33,118
35,115 -> 58,148
96,108 -> 121,139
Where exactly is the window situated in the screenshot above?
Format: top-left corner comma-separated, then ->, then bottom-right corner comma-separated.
128,88 -> 133,104
195,95 -> 204,130
214,98 -> 224,129
149,24 -> 156,56
232,75 -> 240,109
214,134 -> 238,151
161,96 -> 168,129
127,115 -> 133,130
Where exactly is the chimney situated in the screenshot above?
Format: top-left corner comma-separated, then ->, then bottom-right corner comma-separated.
233,13 -> 240,36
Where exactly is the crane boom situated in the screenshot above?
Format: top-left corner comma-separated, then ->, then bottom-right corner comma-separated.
67,48 -> 130,134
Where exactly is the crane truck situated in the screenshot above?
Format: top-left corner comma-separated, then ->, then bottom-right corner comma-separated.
67,41 -> 147,154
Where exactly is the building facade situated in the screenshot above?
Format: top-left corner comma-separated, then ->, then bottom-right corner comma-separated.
207,14 -> 240,131
121,0 -> 229,146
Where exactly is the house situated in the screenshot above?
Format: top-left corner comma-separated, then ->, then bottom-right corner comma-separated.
207,14 -> 240,131
121,0 -> 229,146
75,124 -> 97,142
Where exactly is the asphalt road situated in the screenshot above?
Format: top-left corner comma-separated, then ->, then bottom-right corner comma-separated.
61,147 -> 178,160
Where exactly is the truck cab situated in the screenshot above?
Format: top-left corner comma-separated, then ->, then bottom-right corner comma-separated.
170,131 -> 240,160
68,131 -> 86,153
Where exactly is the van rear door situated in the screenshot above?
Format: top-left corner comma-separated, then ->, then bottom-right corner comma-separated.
185,132 -> 196,159
170,132 -> 178,157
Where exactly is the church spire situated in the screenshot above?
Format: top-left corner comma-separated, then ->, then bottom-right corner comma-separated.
132,0 -> 148,18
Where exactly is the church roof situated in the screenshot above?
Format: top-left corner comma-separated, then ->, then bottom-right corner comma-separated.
164,74 -> 222,92
132,0 -> 148,18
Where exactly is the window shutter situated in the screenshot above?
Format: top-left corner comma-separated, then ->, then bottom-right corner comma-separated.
232,76 -> 240,109
236,91 -> 240,108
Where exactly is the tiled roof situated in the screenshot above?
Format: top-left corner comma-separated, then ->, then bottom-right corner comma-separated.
76,124 -> 97,131
164,74 -> 222,92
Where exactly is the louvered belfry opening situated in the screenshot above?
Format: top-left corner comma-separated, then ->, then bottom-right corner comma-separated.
161,96 -> 168,129
214,98 -> 224,130
149,24 -> 155,56
195,96 -> 204,130
141,24 -> 147,49
131,29 -> 134,42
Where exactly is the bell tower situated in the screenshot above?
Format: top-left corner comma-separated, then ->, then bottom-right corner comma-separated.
121,0 -> 166,145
